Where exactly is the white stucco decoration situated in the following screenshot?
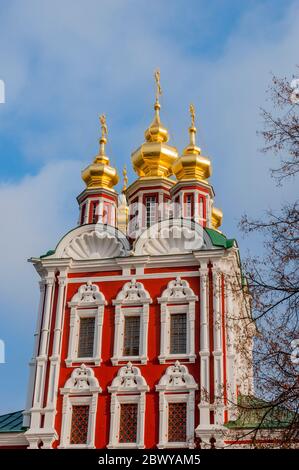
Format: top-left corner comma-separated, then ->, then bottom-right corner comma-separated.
134,219 -> 213,256
52,224 -> 130,260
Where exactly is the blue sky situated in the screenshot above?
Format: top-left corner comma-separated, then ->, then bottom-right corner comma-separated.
0,0 -> 298,413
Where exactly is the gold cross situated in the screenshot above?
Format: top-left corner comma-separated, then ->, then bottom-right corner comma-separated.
99,114 -> 108,139
154,68 -> 162,102
190,103 -> 196,127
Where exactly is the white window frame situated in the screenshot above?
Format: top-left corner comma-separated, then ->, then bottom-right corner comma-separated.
108,362 -> 149,449
66,281 -> 106,367
156,361 -> 198,449
111,279 -> 152,365
59,364 -> 101,449
158,277 -> 198,364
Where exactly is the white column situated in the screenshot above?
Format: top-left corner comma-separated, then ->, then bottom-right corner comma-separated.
30,271 -> 56,431
158,393 -> 166,448
138,393 -> 146,448
23,280 -> 46,427
140,304 -> 149,364
65,307 -> 77,367
198,265 -> 210,427
111,306 -> 121,365
44,271 -> 68,431
158,303 -> 167,363
225,278 -> 237,421
212,267 -> 224,426
84,199 -> 90,224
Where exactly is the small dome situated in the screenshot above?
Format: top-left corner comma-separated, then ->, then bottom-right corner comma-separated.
82,117 -> 119,190
172,106 -> 212,181
132,101 -> 178,178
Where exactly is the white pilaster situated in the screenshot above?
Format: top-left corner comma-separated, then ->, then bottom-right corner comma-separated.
44,271 -> 68,431
212,267 -> 224,426
25,270 -> 56,446
198,265 -> 210,427
23,280 -> 46,428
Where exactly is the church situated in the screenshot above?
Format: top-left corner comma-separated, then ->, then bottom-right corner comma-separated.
0,73 -> 267,449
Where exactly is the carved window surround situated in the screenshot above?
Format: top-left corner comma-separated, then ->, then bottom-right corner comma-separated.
158,277 -> 198,364
111,279 -> 152,365
156,361 -> 198,449
59,364 -> 101,449
108,362 -> 149,449
65,281 -> 106,367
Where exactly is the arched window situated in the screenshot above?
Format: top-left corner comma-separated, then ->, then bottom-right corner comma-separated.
59,364 -> 101,448
111,279 -> 152,365
66,281 -> 106,367
156,361 -> 198,448
158,277 -> 198,363
108,362 -> 149,449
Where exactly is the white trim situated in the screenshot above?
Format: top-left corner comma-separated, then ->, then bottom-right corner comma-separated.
111,280 -> 152,365
67,271 -> 200,283
66,281 -> 106,367
108,363 -> 149,449
198,264 -> 211,427
158,277 -> 198,364
59,364 -> 101,449
156,361 -> 198,449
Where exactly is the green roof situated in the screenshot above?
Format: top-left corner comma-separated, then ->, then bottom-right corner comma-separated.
205,227 -> 236,249
40,249 -> 55,259
0,410 -> 26,433
225,396 -> 296,430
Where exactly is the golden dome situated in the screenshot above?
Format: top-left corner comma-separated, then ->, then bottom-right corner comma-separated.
82,115 -> 119,190
131,69 -> 178,178
211,206 -> 223,230
172,104 -> 212,181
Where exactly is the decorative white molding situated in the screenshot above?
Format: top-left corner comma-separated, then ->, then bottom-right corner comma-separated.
156,361 -> 198,449
111,279 -> 152,365
44,271 -> 68,434
66,282 -> 106,367
108,363 -> 149,449
51,224 -> 130,260
158,277 -> 198,363
198,265 -> 211,427
26,270 -> 56,445
61,364 -> 101,394
59,364 -> 101,449
63,231 -> 125,259
134,219 -> 214,256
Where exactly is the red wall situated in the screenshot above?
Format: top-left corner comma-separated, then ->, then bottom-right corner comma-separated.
52,270 -> 206,448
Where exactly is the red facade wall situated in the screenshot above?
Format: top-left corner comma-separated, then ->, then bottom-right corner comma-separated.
58,274 -> 199,448
39,267 -> 225,448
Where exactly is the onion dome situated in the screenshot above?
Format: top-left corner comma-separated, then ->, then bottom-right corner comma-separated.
211,206 -> 223,231
131,69 -> 178,178
172,104 -> 212,181
82,115 -> 119,190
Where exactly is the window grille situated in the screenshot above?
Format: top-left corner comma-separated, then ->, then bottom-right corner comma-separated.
78,317 -> 95,358
70,405 -> 89,444
123,316 -> 140,356
80,204 -> 86,225
146,196 -> 157,228
185,194 -> 193,218
168,402 -> 187,442
91,202 -> 99,223
119,403 -> 138,443
170,313 -> 187,354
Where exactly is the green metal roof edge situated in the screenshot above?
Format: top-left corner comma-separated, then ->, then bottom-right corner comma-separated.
40,249 -> 55,258
0,410 -> 27,433
205,227 -> 237,249
224,395 -> 297,430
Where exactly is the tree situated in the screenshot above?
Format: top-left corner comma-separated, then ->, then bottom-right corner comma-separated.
238,70 -> 299,447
